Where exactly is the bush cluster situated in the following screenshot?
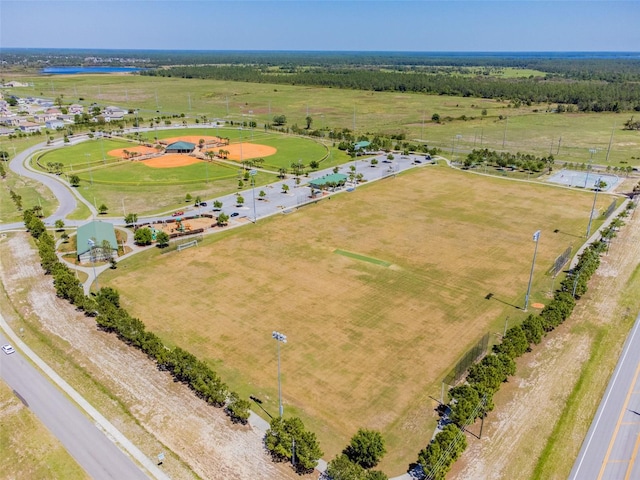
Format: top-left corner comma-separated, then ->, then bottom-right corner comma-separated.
417,202 -> 634,479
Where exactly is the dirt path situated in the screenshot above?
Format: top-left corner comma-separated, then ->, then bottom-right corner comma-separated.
0,233 -> 301,480
451,196 -> 640,479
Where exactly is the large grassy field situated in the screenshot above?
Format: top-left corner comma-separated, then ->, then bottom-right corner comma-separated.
100,165 -> 610,474
7,73 -> 640,167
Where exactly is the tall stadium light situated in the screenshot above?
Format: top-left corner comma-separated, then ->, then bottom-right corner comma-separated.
272,331 -> 287,417
524,230 -> 541,311
584,148 -> 597,188
586,177 -> 602,238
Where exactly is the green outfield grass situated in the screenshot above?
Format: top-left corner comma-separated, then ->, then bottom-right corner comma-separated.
100,165 -> 608,474
6,73 -> 640,167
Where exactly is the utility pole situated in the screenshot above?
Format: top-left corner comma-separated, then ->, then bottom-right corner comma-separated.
605,123 -> 615,163
502,116 -> 508,149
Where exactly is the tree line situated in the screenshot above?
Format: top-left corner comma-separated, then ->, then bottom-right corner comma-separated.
416,201 -> 635,479
143,65 -> 640,113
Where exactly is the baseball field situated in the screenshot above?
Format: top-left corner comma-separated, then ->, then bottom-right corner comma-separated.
100,164 -> 610,473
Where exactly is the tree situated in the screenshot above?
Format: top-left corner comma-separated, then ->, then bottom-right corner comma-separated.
185,193 -> 192,203
98,204 -> 108,215
156,231 -> 170,248
61,232 -> 69,243
370,158 -> 379,167
282,184 -> 290,194
273,114 -> 287,126
259,190 -> 267,200
345,429 -> 386,469
236,195 -> 245,206
305,116 -> 313,129
124,213 -> 138,227
216,212 -> 229,226
194,195 -> 202,206
134,227 -> 153,246
69,174 -> 80,187
54,219 -> 65,231
432,113 -> 441,123
213,200 -> 223,211
226,392 -> 251,424
101,239 -> 113,261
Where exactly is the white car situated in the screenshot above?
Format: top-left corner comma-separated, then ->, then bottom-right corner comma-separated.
2,344 -> 15,355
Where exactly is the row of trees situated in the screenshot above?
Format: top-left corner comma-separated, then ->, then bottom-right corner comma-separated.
464,149 -> 555,173
145,65 -> 640,113
417,202 -> 635,479
22,208 -> 252,425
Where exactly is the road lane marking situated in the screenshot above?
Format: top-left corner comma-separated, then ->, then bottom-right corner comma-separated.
571,317 -> 640,480
598,360 -> 640,480
625,433 -> 640,480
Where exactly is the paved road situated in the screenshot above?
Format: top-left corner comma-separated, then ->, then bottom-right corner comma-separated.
0,332 -> 151,480
569,312 -> 640,480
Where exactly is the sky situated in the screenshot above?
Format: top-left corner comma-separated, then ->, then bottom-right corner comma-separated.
1,0 -> 639,52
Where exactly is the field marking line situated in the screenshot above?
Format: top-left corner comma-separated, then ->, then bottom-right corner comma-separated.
597,357 -> 640,479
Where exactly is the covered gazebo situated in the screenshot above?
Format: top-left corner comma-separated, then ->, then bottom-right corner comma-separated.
309,173 -> 348,192
165,141 -> 195,154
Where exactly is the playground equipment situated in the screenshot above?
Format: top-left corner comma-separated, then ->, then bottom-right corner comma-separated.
172,217 -> 192,233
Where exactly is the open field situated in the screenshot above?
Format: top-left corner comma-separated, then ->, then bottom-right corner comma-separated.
100,165 -> 612,473
0,381 -> 89,479
7,73 -> 640,166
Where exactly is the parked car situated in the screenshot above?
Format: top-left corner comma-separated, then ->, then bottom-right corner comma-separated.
230,212 -> 240,217
172,211 -> 184,217
2,344 -> 15,355
199,202 -> 207,207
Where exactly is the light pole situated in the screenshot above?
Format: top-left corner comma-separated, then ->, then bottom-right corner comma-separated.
452,134 -> 462,162
586,177 -> 602,238
85,153 -> 93,185
584,148 -> 596,188
250,169 -> 257,223
524,230 -> 541,311
272,331 -> 287,418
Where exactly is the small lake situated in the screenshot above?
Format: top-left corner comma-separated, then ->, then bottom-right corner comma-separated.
42,66 -> 142,75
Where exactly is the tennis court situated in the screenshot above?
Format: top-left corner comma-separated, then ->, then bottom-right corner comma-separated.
548,169 -> 622,191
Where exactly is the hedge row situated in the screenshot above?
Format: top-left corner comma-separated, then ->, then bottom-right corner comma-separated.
23,208 -> 251,424
417,201 -> 634,480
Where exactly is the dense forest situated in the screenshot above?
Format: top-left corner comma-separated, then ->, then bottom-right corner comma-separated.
4,49 -> 640,112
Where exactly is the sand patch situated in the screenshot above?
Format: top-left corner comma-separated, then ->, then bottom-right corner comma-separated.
142,155 -> 202,168
209,143 -> 277,161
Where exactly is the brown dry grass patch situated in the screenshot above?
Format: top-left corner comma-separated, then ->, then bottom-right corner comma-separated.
104,166 -> 604,473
